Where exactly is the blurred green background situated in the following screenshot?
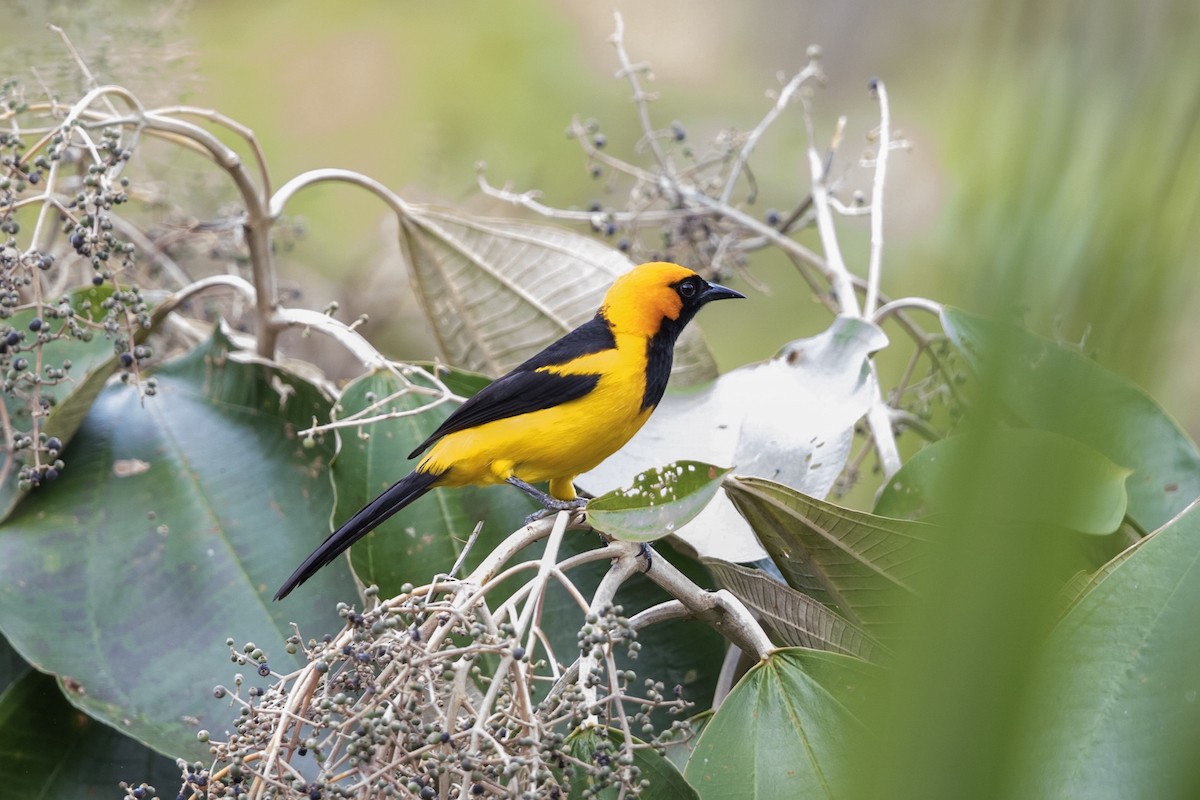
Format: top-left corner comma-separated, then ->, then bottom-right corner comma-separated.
4,0 -> 1198,431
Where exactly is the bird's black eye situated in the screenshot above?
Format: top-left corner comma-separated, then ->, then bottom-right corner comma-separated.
678,279 -> 699,299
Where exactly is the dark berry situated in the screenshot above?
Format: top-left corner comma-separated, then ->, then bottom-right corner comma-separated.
46,437 -> 62,453
28,317 -> 42,332
257,662 -> 271,677
119,352 -> 134,367
593,133 -> 607,149
5,330 -> 19,346
12,357 -> 27,371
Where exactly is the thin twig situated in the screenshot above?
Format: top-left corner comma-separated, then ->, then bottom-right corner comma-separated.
719,60 -> 823,205
609,12 -> 672,177
864,79 -> 891,317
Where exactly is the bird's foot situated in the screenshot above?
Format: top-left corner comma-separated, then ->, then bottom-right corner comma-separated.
508,477 -> 588,524
637,542 -> 654,571
522,500 -> 587,525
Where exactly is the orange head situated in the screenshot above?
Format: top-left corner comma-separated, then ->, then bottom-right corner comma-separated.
600,262 -> 743,338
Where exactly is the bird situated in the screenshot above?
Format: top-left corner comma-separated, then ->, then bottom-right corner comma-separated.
274,262 -> 744,599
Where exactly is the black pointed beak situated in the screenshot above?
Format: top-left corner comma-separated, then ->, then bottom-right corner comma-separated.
699,281 -> 745,304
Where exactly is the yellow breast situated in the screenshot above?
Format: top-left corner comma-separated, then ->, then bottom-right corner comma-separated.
420,333 -> 652,490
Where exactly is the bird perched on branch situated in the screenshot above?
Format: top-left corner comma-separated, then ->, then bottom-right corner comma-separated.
275,262 -> 743,599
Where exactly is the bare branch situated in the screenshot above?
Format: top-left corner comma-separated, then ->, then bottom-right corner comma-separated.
864,78 -> 891,317
719,57 -> 823,205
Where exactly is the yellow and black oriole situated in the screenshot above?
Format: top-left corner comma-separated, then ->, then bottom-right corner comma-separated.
274,262 -> 743,599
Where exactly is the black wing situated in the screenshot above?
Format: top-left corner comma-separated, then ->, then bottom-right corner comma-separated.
408,314 -> 616,458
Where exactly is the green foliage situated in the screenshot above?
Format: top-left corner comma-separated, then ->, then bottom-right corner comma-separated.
942,307 -> 1200,532
0,663 -> 180,797
0,329 -> 354,758
684,649 -> 876,798
1011,500 -> 1200,798
1,7 -> 1197,797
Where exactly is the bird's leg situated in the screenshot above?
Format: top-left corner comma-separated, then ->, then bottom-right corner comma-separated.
637,542 -> 653,571
507,476 -> 588,524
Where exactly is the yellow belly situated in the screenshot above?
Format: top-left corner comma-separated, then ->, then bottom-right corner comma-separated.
418,362 -> 651,496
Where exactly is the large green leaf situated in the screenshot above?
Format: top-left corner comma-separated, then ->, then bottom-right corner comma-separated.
582,316 -> 888,562
333,368 -> 539,596
397,205 -> 717,384
0,328 -> 355,759
587,461 -> 730,543
942,306 -> 1200,532
0,669 -> 180,797
703,559 -> 886,661
876,427 -> 1130,534
1008,499 -> 1200,799
685,648 -> 874,798
723,476 -> 928,636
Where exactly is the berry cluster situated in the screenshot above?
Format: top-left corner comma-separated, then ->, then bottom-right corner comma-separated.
1,80 -> 157,493
169,590 -> 695,799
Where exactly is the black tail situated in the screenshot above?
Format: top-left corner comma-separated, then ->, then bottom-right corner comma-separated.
274,469 -> 442,600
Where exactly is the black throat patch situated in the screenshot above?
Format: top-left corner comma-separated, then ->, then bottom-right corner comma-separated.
641,316 -> 685,410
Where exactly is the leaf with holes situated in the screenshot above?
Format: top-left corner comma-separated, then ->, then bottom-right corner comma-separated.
586,461 -> 729,543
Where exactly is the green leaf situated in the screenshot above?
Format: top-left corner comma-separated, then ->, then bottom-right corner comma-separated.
0,633 -> 26,695
942,306 -> 1200,532
582,316 -> 888,562
1009,498 -> 1200,799
0,286 -> 164,522
397,205 -> 717,384
333,368 -> 539,597
703,559 -> 887,661
876,427 -> 1130,534
586,461 -> 730,543
0,328 -> 355,758
685,648 -> 874,798
0,669 -> 180,797
724,476 -> 929,636
565,726 -> 699,800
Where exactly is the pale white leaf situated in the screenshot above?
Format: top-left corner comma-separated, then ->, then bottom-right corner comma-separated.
580,316 -> 888,561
